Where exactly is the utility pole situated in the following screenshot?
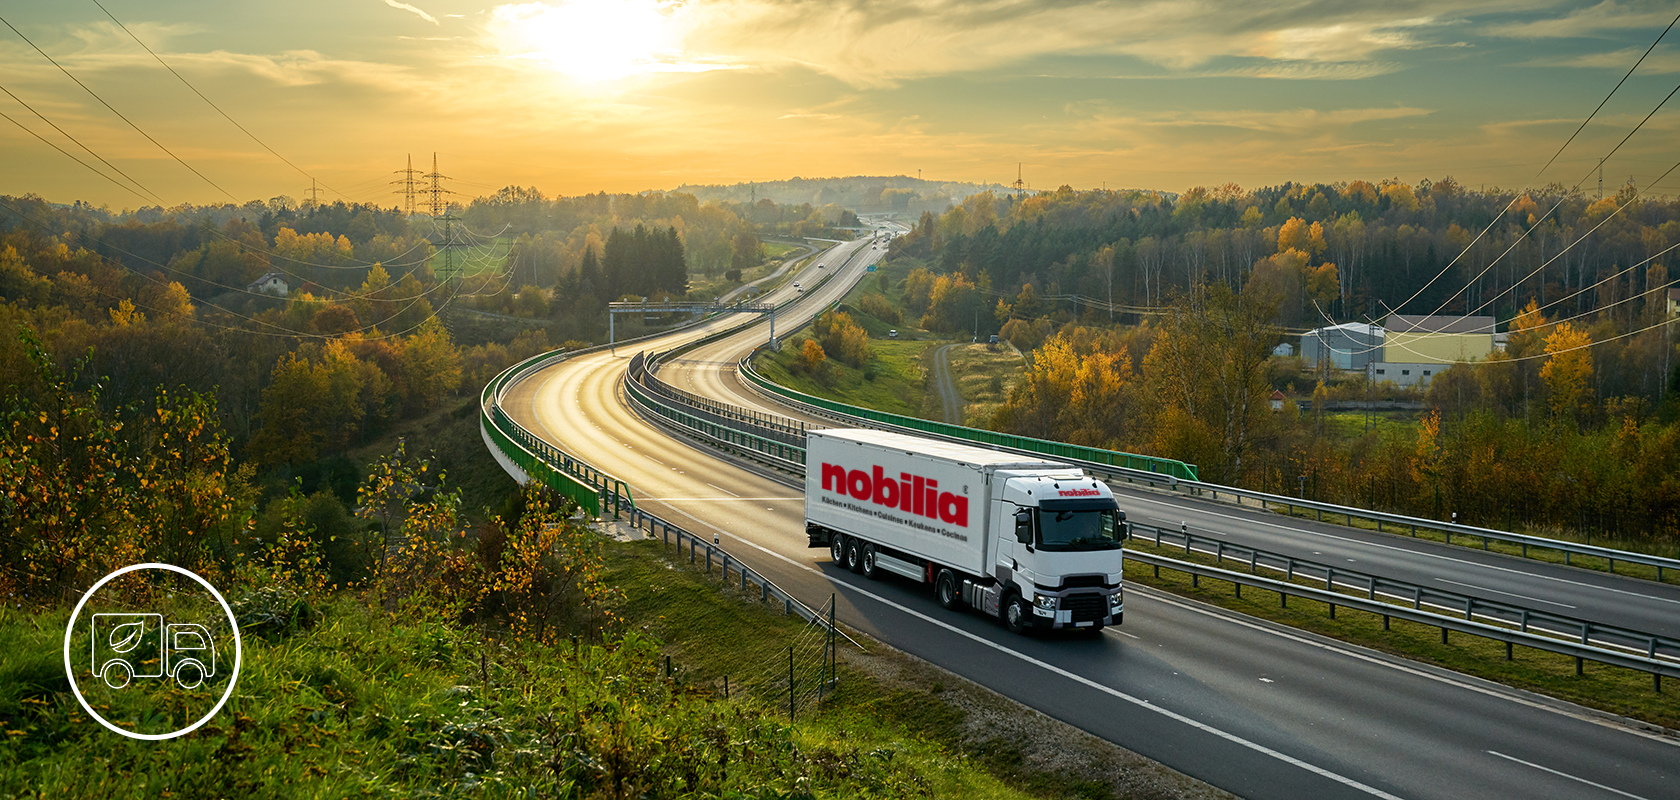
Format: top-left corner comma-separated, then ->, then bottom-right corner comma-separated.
392,154 -> 422,216
1598,158 -> 1605,199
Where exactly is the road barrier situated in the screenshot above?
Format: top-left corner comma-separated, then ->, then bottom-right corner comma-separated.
1131,521 -> 1680,668
1130,548 -> 1680,690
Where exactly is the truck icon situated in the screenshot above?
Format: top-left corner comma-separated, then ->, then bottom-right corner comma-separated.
90,613 -> 217,690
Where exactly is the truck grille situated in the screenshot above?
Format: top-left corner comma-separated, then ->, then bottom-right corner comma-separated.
1063,593 -> 1106,623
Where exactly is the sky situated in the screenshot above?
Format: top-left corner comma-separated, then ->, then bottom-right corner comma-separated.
1,0 -> 1678,210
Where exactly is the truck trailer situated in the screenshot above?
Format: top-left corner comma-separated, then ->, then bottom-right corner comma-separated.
805,429 -> 1126,633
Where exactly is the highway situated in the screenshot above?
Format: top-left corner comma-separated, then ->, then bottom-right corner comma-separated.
500,234 -> 1679,799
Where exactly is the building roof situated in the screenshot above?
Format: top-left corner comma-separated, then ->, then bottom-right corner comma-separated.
1385,314 -> 1496,334
250,272 -> 287,286
1305,322 -> 1383,336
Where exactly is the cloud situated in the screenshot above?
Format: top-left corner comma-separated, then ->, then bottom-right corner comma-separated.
382,0 -> 440,25
1525,47 -> 1680,72
665,0 -> 1500,87
1485,0 -> 1676,39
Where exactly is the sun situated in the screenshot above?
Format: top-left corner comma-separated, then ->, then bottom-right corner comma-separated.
491,0 -> 683,82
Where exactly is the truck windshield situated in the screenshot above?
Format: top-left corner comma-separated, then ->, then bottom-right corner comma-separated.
1036,508 -> 1122,551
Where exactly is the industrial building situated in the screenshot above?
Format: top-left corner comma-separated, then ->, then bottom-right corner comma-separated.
1300,322 -> 1383,371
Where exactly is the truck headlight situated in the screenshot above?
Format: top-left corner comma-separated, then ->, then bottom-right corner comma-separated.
1109,591 -> 1123,610
1034,594 -> 1057,611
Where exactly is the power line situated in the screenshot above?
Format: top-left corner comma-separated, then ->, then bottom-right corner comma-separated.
0,107 -> 150,203
0,13 -> 239,202
0,80 -> 164,204
86,0 -> 351,202
1535,9 -> 1680,180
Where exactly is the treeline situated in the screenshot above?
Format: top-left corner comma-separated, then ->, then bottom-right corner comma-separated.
1,195 -> 431,300
977,287 -> 1680,542
890,180 -> 1680,330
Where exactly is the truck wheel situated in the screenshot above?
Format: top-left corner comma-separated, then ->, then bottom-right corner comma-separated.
102,660 -> 132,690
845,538 -> 865,574
175,660 -> 206,690
829,533 -> 846,567
860,544 -> 879,579
935,570 -> 962,610
1003,593 -> 1030,635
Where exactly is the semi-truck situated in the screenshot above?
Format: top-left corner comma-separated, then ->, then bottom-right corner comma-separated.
805,429 -> 1126,633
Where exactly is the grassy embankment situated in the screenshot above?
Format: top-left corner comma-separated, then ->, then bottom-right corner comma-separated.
0,538 -> 1221,799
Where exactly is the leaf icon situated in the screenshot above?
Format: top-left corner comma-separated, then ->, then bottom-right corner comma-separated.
110,621 -> 144,653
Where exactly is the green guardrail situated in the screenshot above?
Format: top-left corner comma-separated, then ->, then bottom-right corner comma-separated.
480,349 -> 634,518
739,354 -> 1199,481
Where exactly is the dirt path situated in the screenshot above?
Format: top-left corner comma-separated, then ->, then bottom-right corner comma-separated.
931,343 -> 964,424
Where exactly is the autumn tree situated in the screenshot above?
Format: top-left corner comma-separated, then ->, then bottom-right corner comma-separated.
1541,321 -> 1594,426
1141,284 -> 1279,483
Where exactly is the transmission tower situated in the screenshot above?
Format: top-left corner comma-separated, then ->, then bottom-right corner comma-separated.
423,152 -> 456,218
392,154 -> 422,216
304,178 -> 323,209
1011,163 -> 1024,196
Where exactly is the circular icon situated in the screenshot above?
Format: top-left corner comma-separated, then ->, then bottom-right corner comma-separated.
61,563 -> 243,740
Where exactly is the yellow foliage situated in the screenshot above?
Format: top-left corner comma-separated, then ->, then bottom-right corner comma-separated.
1540,321 -> 1593,423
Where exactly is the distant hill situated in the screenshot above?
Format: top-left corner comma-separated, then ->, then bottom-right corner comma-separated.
671,175 -> 1016,217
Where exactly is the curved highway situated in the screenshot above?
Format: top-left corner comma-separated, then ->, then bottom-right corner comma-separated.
502,235 -> 1679,800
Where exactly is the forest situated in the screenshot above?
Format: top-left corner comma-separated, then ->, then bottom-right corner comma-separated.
0,186 -> 808,602
883,180 -> 1680,546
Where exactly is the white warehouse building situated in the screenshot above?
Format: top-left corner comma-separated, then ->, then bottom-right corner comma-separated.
1300,322 -> 1383,371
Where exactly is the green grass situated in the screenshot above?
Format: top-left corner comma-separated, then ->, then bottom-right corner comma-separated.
610,537 -> 1224,800
0,534 -> 1213,799
1123,541 -> 1680,729
763,241 -> 800,260
754,339 -> 932,418
942,342 -> 1026,426
432,236 -> 513,280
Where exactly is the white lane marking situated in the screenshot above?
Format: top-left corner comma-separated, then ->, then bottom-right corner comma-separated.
704,484 -> 740,497
1124,495 -> 1680,606
1134,585 -> 1680,749
1434,578 -> 1577,609
1112,630 -> 1140,640
1486,751 -> 1651,799
658,497 -> 799,502
652,507 -> 1405,800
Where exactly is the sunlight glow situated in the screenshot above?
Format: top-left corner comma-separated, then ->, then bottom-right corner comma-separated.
490,0 -> 718,82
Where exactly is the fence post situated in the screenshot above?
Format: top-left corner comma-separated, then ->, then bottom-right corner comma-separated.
789,646 -> 796,721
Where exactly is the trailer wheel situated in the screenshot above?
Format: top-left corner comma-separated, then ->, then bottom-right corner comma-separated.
845,538 -> 865,574
860,544 -> 879,579
175,660 -> 206,690
1002,593 -> 1030,634
935,570 -> 962,610
102,660 -> 132,690
829,533 -> 846,566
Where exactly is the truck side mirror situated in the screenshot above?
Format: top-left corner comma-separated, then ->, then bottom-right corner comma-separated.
1014,509 -> 1033,545
1115,511 -> 1129,540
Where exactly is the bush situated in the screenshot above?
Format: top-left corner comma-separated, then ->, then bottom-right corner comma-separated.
725,268 -> 742,282
858,293 -> 901,324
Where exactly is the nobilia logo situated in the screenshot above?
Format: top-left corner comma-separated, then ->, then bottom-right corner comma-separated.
820,463 -> 969,526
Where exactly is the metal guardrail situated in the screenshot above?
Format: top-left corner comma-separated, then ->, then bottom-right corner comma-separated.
1130,522 -> 1680,665
1129,549 -> 1680,689
734,352 -> 1680,582
629,505 -> 861,650
626,354 -> 807,473
736,351 -> 1200,481
637,352 -> 806,445
481,236 -> 869,519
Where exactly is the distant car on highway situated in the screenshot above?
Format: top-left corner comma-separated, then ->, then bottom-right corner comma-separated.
888,330 -> 898,339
